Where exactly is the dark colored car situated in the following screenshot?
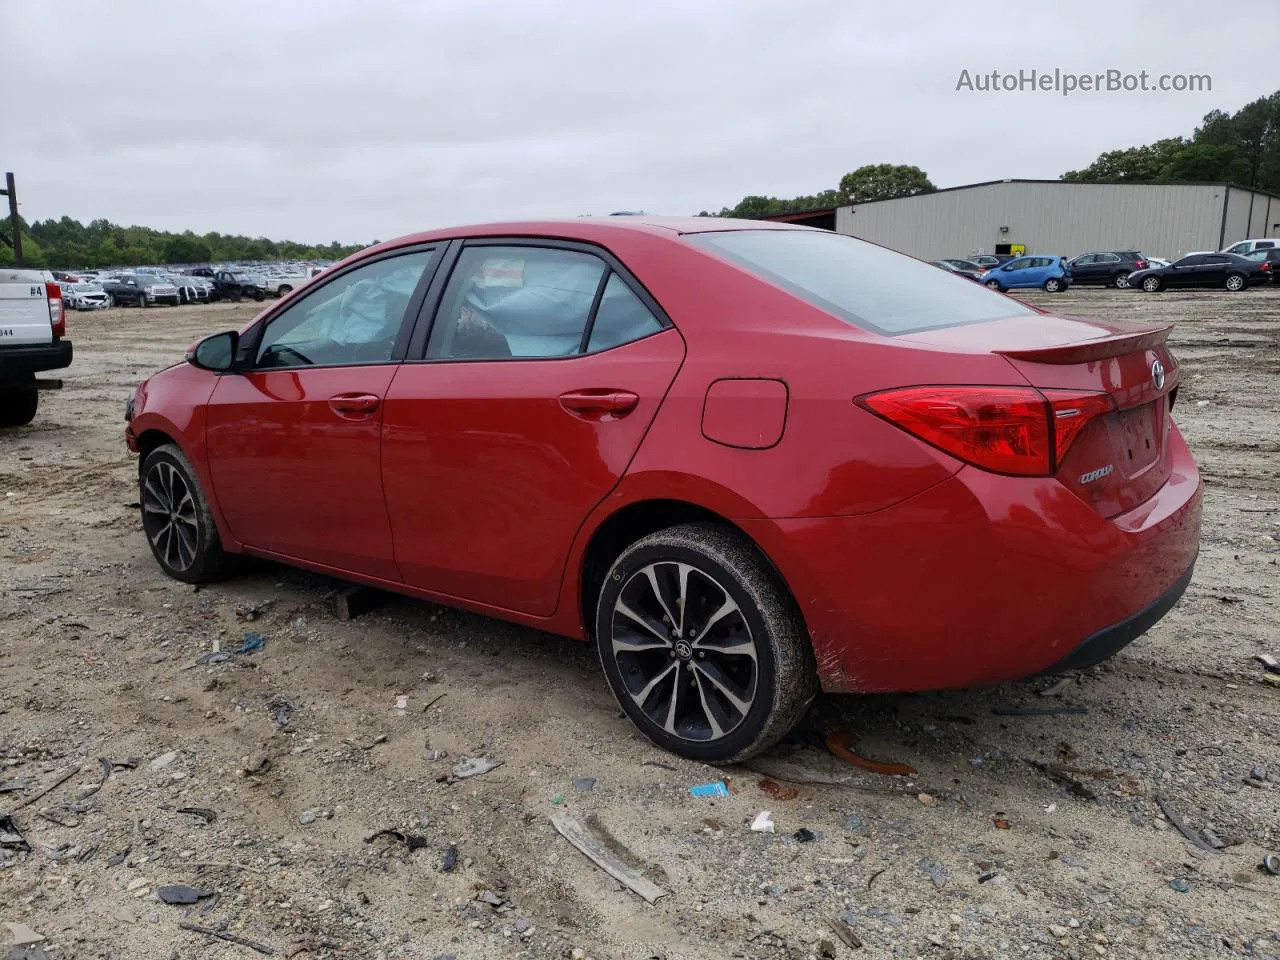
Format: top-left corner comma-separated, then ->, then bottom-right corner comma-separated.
968,254 -> 1016,269
125,217 -> 1201,762
1127,252 -> 1270,292
212,271 -> 265,302
1245,248 -> 1280,281
1067,251 -> 1149,288
101,274 -> 180,307
931,259 -> 985,282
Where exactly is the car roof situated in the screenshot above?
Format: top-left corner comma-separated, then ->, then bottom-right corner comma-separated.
361,215 -> 804,255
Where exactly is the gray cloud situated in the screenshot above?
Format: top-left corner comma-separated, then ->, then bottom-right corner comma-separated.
6,0 -> 1274,243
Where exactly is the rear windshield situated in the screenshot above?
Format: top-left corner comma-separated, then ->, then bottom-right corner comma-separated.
687,229 -> 1036,335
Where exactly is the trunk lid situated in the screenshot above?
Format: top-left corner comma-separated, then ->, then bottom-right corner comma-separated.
901,314 -> 1178,518
0,273 -> 55,346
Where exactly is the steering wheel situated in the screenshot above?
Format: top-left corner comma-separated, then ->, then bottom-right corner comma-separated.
260,344 -> 313,368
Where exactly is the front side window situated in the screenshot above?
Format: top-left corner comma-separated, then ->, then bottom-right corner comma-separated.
255,250 -> 432,368
427,246 -> 605,360
688,229 -> 1035,336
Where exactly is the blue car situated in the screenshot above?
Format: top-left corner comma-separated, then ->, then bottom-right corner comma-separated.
982,255 -> 1071,293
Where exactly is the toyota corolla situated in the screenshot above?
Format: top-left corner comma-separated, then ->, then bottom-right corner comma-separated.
125,217 -> 1202,762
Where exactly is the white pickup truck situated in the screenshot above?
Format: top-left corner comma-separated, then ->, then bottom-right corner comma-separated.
0,269 -> 73,426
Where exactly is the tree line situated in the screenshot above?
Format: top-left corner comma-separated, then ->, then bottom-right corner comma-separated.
0,215 -> 367,269
702,90 -> 1280,219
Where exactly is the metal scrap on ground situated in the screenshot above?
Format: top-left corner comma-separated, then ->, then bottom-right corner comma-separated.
550,812 -> 667,904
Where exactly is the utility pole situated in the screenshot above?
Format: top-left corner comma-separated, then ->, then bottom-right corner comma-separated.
1,172 -> 22,264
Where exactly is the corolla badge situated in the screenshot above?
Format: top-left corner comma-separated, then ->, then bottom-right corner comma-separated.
1151,359 -> 1166,390
1079,465 -> 1114,485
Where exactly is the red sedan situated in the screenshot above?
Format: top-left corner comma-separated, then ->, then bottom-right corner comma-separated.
125,218 -> 1202,762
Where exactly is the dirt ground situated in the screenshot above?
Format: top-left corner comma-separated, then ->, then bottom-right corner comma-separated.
2,286 -> 1278,960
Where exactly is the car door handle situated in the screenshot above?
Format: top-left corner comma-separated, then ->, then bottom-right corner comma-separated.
559,389 -> 639,419
328,393 -> 381,416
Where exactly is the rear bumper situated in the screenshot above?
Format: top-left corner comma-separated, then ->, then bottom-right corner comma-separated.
0,339 -> 74,381
740,424 -> 1203,693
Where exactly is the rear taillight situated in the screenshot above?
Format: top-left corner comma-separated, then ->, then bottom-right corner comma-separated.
857,385 -> 1115,477
48,283 -> 66,339
1261,262 -> 1272,272
1135,259 -> 1147,269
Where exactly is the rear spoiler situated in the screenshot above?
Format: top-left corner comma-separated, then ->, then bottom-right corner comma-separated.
997,324 -> 1172,364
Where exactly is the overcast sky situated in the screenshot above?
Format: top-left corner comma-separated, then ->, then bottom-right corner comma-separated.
7,0 -> 1276,244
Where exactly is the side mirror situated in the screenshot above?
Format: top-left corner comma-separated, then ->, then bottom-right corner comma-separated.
187,330 -> 239,372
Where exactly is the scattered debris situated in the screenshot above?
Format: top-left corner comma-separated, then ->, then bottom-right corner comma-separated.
364,829 -> 429,853
1028,761 -> 1097,801
179,922 -> 276,956
237,632 -> 266,654
572,777 -> 597,792
1253,654 -> 1279,674
0,780 -> 31,794
1038,676 -> 1072,696
919,858 -> 950,889
298,810 -> 319,826
234,599 -> 276,622
269,698 -> 295,731
423,749 -> 447,761
332,584 -> 387,621
451,756 -> 502,780
1155,794 -> 1222,855
0,816 -> 30,852
106,848 -> 131,867
640,760 -> 677,772
421,692 -> 447,713
2,923 -> 44,947
177,807 -> 217,825
825,731 -> 916,776
817,937 -> 838,959
550,794 -> 565,807
241,755 -> 272,776
867,866 -> 889,889
1169,878 -> 1191,893
827,915 -> 863,950
441,844 -> 458,872
1262,854 -> 1279,877
917,793 -> 937,806
394,695 -> 409,711
477,889 -> 504,907
992,706 -> 1088,717
750,811 -> 775,833
148,751 -> 178,772
361,735 -> 388,750
2,764 -> 81,813
689,781 -> 729,798
993,816 -> 1011,830
550,812 -> 667,904
758,778 -> 799,801
157,884 -> 215,905
793,828 -> 817,842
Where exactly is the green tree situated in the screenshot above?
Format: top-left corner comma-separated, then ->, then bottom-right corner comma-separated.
838,164 -> 935,204
163,233 -> 213,265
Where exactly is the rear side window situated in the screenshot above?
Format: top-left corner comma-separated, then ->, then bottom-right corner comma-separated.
689,230 -> 1036,335
587,273 -> 663,352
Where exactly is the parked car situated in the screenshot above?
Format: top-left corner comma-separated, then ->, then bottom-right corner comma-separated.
124,218 -> 1202,762
64,282 -> 111,310
1146,257 -> 1171,269
0,268 -> 72,425
1067,251 -> 1148,288
1244,248 -> 1280,281
166,274 -> 212,305
212,270 -> 266,301
931,260 -> 985,282
1127,252 -> 1270,292
260,273 -> 311,298
1220,238 -> 1279,256
101,274 -> 180,306
968,254 -> 1016,269
982,255 -> 1072,292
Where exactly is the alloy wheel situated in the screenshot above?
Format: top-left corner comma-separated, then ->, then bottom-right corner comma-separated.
1143,277 -> 1160,292
1225,274 -> 1244,291
1115,272 -> 1130,288
610,561 -> 758,742
141,461 -> 199,572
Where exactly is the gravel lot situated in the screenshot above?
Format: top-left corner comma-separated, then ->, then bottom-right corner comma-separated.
2,287 -> 1278,960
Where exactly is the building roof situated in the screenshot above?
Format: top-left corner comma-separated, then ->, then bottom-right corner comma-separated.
839,178 -> 1280,208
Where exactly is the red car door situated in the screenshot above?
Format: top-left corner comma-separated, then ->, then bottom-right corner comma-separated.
381,243 -> 685,616
204,248 -> 437,580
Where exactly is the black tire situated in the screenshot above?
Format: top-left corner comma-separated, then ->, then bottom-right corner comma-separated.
594,522 -> 817,764
106,294 -> 115,307
139,444 -> 237,584
253,290 -> 264,301
1113,272 -> 1131,288
277,285 -> 292,297
985,279 -> 1003,291
139,293 -> 149,308
0,373 -> 38,427
1043,277 -> 1064,292
1141,276 -> 1163,293
1224,273 -> 1247,292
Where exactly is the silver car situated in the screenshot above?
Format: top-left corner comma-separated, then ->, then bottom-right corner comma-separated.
65,282 -> 111,310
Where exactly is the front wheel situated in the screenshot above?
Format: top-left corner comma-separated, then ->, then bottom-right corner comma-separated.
138,293 -> 149,308
1043,277 -> 1064,292
140,444 -> 237,583
253,290 -> 265,301
1113,272 -> 1131,288
1142,276 -> 1163,293
1224,273 -> 1247,292
595,523 -> 817,764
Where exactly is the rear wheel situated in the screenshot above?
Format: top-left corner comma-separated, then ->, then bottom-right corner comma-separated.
253,290 -> 264,301
1224,273 -> 1247,292
277,285 -> 292,297
1141,276 -> 1163,293
0,373 -> 38,427
139,444 -> 236,583
595,522 -> 817,763
1043,277 -> 1064,292
1113,272 -> 1131,288
985,279 -> 1003,291
138,293 -> 149,308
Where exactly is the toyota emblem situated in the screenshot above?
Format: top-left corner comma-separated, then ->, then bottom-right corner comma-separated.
1151,359 -> 1166,390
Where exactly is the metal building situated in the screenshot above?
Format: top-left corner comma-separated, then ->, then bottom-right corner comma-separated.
830,180 -> 1280,261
